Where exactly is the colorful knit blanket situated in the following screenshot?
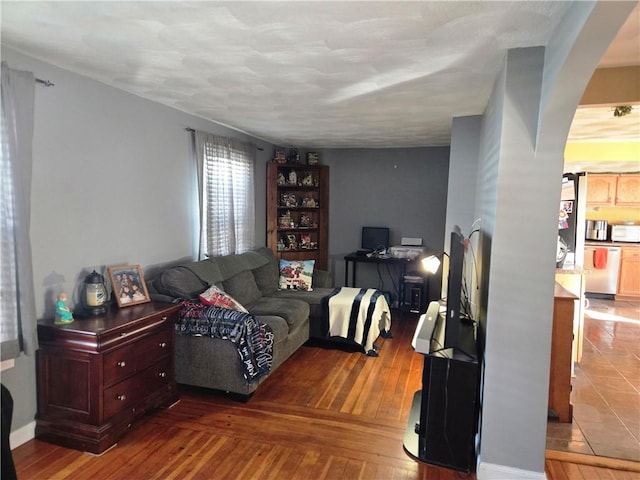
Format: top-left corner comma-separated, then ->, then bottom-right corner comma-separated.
176,301 -> 274,381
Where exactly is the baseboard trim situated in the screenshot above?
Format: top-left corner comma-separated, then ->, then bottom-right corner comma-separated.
545,449 -> 640,473
10,421 -> 35,449
477,459 -> 546,480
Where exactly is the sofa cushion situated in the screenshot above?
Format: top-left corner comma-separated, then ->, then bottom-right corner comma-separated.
254,315 -> 289,344
223,269 -> 262,306
247,296 -> 309,329
278,259 -> 315,291
181,259 -> 224,286
252,260 -> 279,297
153,266 -> 208,299
271,287 -> 335,330
214,251 -> 269,281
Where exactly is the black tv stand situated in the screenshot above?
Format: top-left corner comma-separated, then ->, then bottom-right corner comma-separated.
403,346 -> 480,473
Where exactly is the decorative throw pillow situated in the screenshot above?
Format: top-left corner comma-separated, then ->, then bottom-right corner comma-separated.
278,259 -> 315,291
199,285 -> 248,313
154,266 -> 209,299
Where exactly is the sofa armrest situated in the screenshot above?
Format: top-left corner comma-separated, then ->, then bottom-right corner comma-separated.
150,293 -> 183,304
312,269 -> 332,289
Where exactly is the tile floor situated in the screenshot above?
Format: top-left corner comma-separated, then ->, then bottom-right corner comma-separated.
546,297 -> 640,461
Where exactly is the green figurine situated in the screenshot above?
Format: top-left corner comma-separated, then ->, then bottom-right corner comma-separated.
55,292 -> 74,325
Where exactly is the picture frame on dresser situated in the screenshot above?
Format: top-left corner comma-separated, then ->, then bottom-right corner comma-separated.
108,264 -> 150,307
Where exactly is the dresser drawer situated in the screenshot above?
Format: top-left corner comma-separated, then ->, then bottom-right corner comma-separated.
103,356 -> 173,419
136,328 -> 173,371
103,342 -> 138,387
103,325 -> 173,387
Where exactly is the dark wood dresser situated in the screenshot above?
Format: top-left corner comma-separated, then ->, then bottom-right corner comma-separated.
35,301 -> 180,454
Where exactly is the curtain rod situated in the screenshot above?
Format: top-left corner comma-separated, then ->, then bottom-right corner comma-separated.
185,127 -> 264,151
36,78 -> 54,87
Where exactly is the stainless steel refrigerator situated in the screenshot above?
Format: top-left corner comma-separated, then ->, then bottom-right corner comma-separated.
559,173 -> 587,269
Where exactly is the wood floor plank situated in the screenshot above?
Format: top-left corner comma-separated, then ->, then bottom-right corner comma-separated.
264,445 -> 304,480
11,311 -> 636,480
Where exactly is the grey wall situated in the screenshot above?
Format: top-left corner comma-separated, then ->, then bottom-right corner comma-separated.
478,47 -> 554,474
0,47 -> 274,433
450,2 -> 636,477
321,147 -> 450,304
444,116 -> 482,301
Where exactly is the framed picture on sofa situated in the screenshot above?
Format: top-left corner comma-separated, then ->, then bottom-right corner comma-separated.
108,264 -> 151,308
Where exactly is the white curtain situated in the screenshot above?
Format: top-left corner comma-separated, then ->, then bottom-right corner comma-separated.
1,62 -> 38,359
193,131 -> 255,259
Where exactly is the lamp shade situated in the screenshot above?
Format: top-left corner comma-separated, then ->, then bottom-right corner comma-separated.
421,255 -> 441,274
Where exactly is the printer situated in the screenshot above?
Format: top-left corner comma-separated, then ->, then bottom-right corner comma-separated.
389,237 -> 426,259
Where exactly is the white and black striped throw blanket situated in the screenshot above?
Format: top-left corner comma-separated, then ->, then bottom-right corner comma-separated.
176,300 -> 274,381
322,287 -> 392,356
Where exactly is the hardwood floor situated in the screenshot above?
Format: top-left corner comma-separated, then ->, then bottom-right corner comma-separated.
12,312 -> 638,479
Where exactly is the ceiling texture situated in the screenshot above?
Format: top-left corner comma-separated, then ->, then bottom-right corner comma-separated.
1,1 -> 638,150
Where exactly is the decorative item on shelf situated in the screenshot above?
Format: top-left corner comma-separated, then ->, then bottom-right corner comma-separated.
280,192 -> 297,207
300,234 -> 312,249
301,197 -> 317,207
299,213 -> 311,227
288,147 -> 301,164
55,292 -> 74,324
277,171 -> 286,185
279,210 -> 293,229
301,173 -> 315,186
288,169 -> 297,185
277,238 -> 285,251
81,270 -> 108,316
286,234 -> 298,250
107,264 -> 150,308
307,152 -> 319,165
273,147 -> 286,163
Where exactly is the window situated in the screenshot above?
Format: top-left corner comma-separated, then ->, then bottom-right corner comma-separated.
194,132 -> 255,258
1,62 -> 38,359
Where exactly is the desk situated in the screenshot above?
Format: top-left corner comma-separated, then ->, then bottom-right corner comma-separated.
344,253 -> 413,309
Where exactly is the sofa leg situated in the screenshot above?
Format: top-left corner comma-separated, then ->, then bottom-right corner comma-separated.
226,391 -> 254,403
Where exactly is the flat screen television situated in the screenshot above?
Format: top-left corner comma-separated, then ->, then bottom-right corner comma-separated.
444,230 -> 465,350
361,226 -> 389,252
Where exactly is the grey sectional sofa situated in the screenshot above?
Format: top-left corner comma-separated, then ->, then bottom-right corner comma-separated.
148,247 -> 334,399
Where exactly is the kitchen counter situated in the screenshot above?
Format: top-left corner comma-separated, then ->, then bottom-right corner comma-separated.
585,240 -> 640,247
554,270 -> 586,368
556,266 -> 587,274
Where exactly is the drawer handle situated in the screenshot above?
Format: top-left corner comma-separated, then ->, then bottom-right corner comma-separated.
158,372 -> 167,378
162,316 -> 168,321
117,394 -> 126,401
117,360 -> 126,368
158,342 -> 167,348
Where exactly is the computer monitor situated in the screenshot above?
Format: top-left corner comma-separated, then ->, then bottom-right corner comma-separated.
361,227 -> 389,252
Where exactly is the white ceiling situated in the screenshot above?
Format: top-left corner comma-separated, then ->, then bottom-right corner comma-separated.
1,1 -> 638,149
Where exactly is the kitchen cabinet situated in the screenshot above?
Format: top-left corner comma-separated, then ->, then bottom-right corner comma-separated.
586,174 -> 617,206
586,174 -> 640,207
618,245 -> 640,297
615,175 -> 640,205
